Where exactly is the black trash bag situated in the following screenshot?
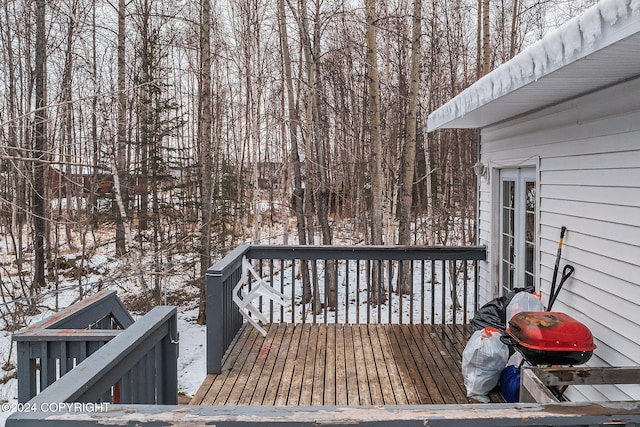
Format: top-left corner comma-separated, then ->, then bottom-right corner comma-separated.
470,287 -> 532,332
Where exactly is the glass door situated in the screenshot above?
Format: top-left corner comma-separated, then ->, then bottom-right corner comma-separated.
500,168 -> 536,295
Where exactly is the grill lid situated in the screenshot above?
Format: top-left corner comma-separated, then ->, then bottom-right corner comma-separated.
506,311 -> 596,352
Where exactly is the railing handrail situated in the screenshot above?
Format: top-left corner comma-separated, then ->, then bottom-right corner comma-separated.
208,245 -> 487,276
243,245 -> 487,261
25,305 -> 177,406
208,243 -> 251,279
12,289 -> 134,334
13,329 -> 121,341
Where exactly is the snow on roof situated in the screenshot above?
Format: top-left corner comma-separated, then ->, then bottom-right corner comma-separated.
427,0 -> 640,131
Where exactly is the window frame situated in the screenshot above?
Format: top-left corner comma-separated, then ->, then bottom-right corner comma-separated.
499,167 -> 537,296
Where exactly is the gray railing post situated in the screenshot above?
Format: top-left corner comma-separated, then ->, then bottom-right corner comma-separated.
207,268 -> 224,375
206,244 -> 248,375
16,341 -> 36,403
160,309 -> 178,404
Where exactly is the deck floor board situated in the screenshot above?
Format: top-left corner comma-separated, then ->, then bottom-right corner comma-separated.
191,323 -> 501,406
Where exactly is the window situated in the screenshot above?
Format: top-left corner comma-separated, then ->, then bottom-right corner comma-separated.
500,168 -> 536,295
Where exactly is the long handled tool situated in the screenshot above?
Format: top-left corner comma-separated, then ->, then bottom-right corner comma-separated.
548,264 -> 574,311
549,226 -> 567,308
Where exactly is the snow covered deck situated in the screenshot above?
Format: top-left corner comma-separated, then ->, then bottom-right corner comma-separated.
192,323 -> 501,406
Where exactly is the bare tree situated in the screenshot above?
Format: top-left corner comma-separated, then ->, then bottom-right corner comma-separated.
198,0 -> 213,325
299,0 -> 336,308
483,0 -> 491,75
365,0 -> 386,304
277,0 -> 312,303
115,0 -> 129,255
1,0 -> 27,270
32,0 -> 47,291
398,0 -> 422,294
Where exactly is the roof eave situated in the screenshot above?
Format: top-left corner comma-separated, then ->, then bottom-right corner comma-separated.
427,2 -> 640,132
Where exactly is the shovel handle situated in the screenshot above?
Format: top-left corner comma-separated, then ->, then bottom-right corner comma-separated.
561,264 -> 575,281
548,264 -> 575,311
550,226 -> 568,306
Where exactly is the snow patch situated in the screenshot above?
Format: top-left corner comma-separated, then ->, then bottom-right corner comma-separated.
600,0 -> 630,24
559,17 -> 583,59
176,309 -> 207,397
542,31 -> 564,66
579,3 -> 603,46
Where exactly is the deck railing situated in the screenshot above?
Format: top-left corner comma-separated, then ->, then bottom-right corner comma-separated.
12,290 -> 134,402
12,289 -> 178,406
206,244 -> 486,374
18,305 -> 178,406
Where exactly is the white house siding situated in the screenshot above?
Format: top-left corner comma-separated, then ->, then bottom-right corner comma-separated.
477,76 -> 640,401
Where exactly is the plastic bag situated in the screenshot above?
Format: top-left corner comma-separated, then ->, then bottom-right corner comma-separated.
470,288 -> 532,331
470,295 -> 508,331
507,351 -> 524,368
500,365 -> 520,402
505,291 -> 544,323
461,327 -> 509,400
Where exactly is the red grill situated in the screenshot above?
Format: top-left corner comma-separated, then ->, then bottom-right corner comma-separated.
505,312 -> 596,366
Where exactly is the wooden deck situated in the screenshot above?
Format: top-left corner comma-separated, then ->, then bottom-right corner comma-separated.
191,323 -> 502,406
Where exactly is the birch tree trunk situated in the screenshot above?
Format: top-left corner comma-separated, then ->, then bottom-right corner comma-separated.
398,0 -> 422,294
198,0 -> 213,325
476,0 -> 482,77
509,0 -> 520,59
309,0 -> 335,308
116,0 -> 128,255
137,0 -> 151,234
482,0 -> 491,75
3,3 -> 26,263
278,0 -> 311,303
297,0 -> 329,312
90,0 -> 99,226
32,0 -> 47,291
366,0 -> 386,304
60,0 -> 78,251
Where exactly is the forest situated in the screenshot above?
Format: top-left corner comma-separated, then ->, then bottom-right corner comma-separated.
0,0 -> 596,322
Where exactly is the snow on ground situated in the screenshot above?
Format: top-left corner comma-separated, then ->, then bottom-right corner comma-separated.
176,308 -> 207,400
